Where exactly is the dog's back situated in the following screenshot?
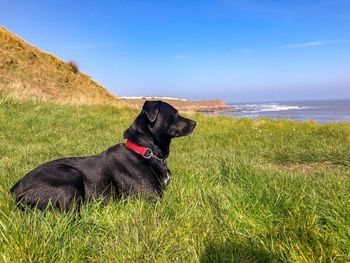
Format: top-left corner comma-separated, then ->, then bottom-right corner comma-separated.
11,158 -> 86,211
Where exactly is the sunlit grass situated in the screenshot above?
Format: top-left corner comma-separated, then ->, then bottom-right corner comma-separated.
1,97 -> 349,262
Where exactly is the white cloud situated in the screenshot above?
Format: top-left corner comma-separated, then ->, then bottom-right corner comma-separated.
173,54 -> 190,60
237,48 -> 253,53
277,39 -> 349,49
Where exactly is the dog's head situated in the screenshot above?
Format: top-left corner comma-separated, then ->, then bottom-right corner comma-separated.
124,100 -> 196,145
142,100 -> 196,140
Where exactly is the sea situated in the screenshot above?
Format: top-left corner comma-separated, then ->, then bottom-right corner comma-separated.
219,100 -> 350,124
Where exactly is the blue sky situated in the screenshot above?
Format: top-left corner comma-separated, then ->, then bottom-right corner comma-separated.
1,0 -> 350,102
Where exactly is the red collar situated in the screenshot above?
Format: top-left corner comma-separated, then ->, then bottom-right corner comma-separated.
125,139 -> 153,159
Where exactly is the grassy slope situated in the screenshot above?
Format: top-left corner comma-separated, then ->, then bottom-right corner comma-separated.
0,27 -> 121,106
0,97 -> 349,262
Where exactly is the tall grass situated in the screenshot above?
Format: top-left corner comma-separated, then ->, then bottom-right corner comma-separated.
0,97 -> 349,262
67,61 -> 79,74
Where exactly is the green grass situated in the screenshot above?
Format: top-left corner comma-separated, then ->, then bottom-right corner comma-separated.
1,97 -> 350,262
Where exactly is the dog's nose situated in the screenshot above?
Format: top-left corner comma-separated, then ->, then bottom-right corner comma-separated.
190,120 -> 196,130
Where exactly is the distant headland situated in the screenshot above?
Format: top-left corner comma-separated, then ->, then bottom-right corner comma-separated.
119,96 -> 235,113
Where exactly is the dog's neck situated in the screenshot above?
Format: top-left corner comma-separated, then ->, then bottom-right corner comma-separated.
123,115 -> 170,159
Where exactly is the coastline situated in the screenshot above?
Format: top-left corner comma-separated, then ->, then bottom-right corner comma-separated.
216,100 -> 350,123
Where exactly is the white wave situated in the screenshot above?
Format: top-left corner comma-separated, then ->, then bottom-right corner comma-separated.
235,103 -> 309,113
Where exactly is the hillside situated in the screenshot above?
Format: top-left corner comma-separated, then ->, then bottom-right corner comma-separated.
0,27 -> 121,105
0,27 -> 233,111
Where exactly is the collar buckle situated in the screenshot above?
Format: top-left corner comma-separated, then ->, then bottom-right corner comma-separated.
143,148 -> 154,159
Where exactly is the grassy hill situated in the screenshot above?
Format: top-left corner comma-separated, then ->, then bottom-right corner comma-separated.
1,97 -> 349,262
0,27 -> 232,111
0,27 -> 121,105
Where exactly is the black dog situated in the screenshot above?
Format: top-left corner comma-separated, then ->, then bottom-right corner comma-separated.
10,101 -> 196,211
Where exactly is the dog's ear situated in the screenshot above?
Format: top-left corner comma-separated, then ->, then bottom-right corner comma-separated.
142,101 -> 161,122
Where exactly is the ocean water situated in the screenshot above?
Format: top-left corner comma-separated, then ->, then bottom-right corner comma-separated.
220,100 -> 350,123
